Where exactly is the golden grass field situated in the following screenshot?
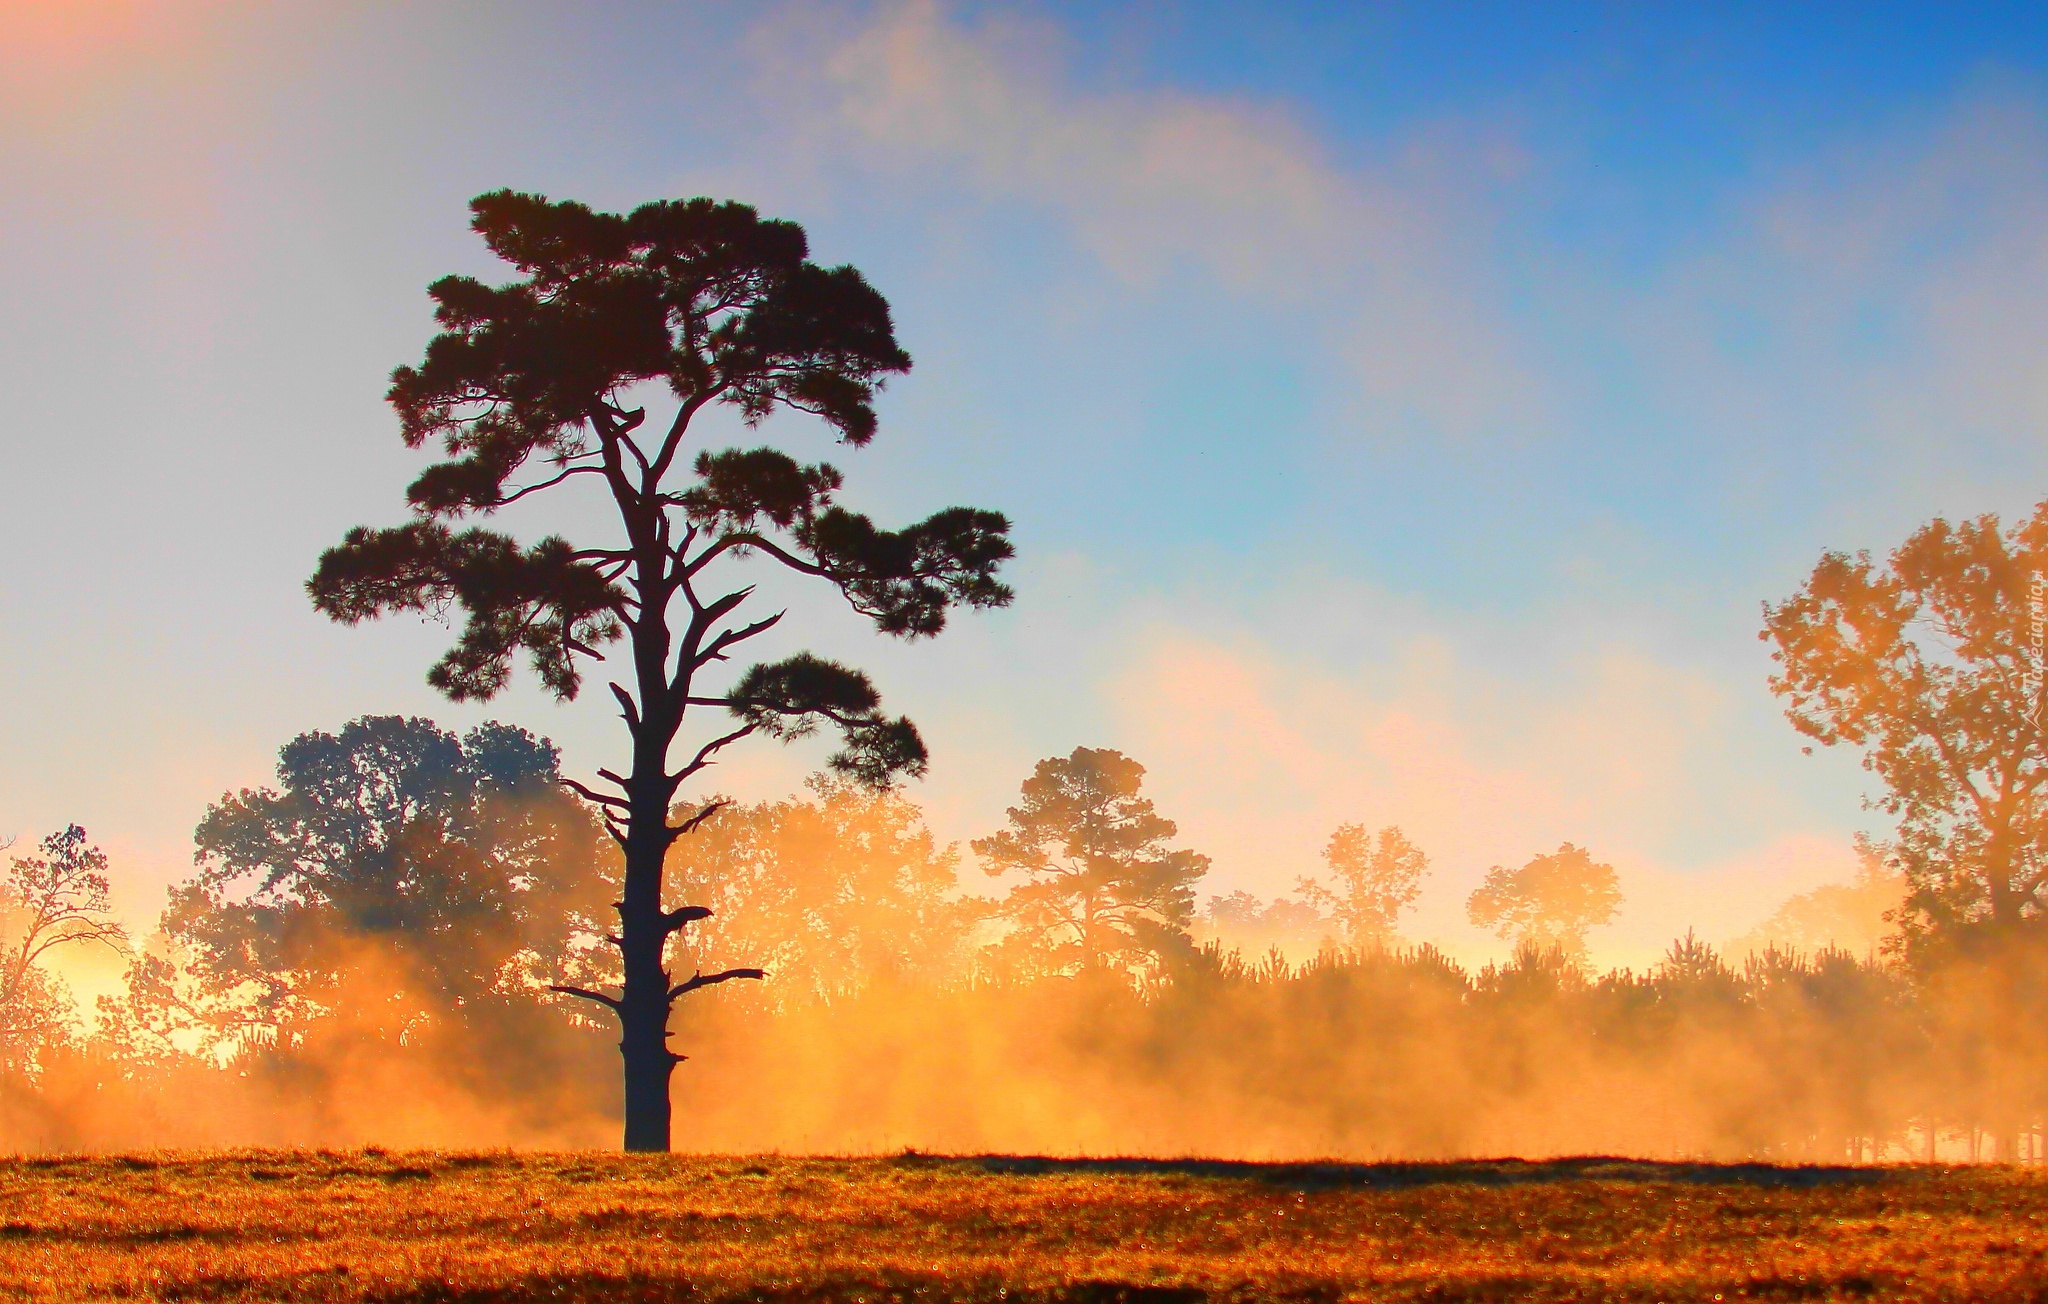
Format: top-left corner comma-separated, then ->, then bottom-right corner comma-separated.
2,1150 -> 2045,1302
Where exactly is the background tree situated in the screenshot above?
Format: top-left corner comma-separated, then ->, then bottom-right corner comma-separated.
309,191 -> 1012,1149
159,716 -> 612,1070
1467,842 -> 1621,964
1763,504 -> 2048,962
664,777 -> 979,1005
1199,890 -> 1330,963
1297,823 -> 1429,948
975,747 -> 1208,979
0,827 -> 127,1076
1724,838 -> 1907,960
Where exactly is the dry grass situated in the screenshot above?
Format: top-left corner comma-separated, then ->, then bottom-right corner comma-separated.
0,1149 -> 2043,1301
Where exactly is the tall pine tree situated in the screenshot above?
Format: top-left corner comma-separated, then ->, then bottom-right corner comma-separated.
311,192 -> 1012,1150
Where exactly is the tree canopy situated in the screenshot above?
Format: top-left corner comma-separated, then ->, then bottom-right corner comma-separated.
160,715 -> 611,1054
1466,843 -> 1621,963
664,778 -> 980,1005
308,191 -> 1010,763
1765,503 -> 2048,962
1297,823 -> 1429,948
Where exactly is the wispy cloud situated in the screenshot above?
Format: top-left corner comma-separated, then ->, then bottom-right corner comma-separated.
760,0 -> 1543,442
1624,85 -> 2048,524
1098,613 -> 1855,968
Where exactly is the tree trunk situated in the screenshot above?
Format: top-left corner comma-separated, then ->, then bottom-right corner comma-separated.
618,728 -> 679,1151
614,843 -> 671,1146
619,1002 -> 672,1151
613,497 -> 687,1154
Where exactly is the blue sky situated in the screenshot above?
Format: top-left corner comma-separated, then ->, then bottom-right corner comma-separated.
6,1 -> 2048,968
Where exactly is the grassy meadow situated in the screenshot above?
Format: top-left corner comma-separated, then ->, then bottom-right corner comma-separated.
1,1150 -> 2045,1302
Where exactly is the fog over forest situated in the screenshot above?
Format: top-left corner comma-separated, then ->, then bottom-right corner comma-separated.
1,642 -> 2039,1163
9,3 -> 2048,1168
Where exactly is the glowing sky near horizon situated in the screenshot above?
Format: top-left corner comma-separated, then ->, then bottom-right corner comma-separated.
7,0 -> 2048,974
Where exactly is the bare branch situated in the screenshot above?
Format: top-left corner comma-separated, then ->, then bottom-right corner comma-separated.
666,522 -> 702,568
675,800 -> 728,837
666,967 -> 765,1001
547,984 -> 621,1011
676,530 -> 707,615
673,722 -> 758,784
648,388 -> 723,483
689,694 -> 868,731
488,464 -> 606,509
720,533 -> 829,578
661,905 -> 713,935
696,611 -> 786,667
671,592 -> 754,696
681,532 -> 744,578
699,586 -> 752,627
616,415 -> 651,473
599,398 -> 646,436
609,682 -> 642,730
561,778 -> 630,810
22,920 -> 126,970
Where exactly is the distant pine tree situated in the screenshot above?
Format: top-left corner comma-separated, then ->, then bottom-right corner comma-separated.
976,748 -> 1209,980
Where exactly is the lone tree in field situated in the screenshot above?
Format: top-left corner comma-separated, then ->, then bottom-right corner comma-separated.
1296,823 -> 1429,948
975,747 -> 1208,978
1764,504 -> 2048,962
310,191 -> 1013,1150
1466,842 -> 1620,964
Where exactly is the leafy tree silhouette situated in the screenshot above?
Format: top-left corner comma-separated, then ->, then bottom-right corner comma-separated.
1765,503 -> 2048,963
1467,842 -> 1621,964
1297,823 -> 1429,948
1766,503 -> 2048,1158
975,747 -> 1208,978
309,192 -> 1013,1149
158,716 -> 611,1061
0,827 -> 127,1073
663,777 -> 981,1006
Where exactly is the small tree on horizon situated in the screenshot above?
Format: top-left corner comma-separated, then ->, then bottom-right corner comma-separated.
1466,842 -> 1621,964
0,827 -> 128,1075
1296,823 -> 1429,949
974,747 -> 1208,979
309,191 -> 1013,1150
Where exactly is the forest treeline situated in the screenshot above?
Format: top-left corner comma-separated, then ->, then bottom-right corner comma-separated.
0,712 -> 2035,1163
